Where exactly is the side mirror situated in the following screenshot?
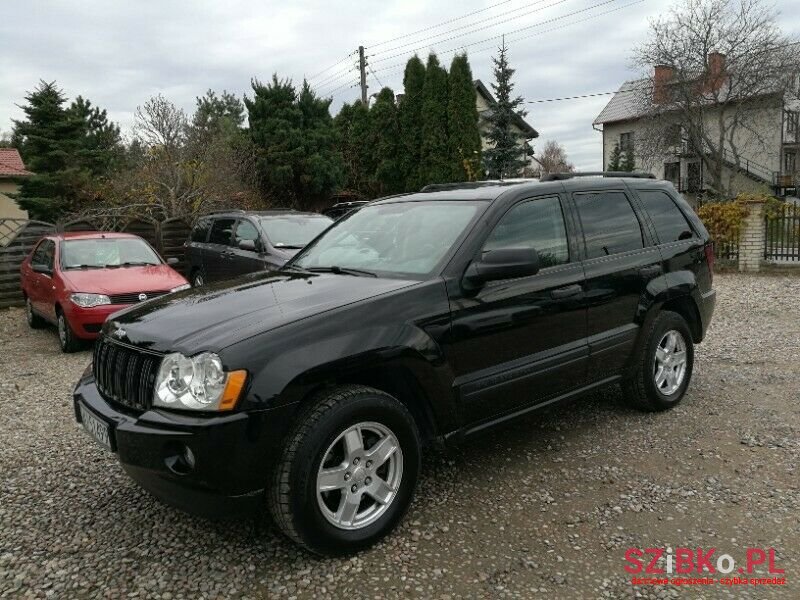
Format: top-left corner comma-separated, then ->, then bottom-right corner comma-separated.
166,257 -> 179,266
238,239 -> 257,252
462,247 -> 540,291
32,263 -> 52,276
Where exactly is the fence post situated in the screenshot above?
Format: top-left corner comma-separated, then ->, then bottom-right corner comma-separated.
738,197 -> 766,272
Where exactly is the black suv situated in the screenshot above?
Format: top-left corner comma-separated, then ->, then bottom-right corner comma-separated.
185,209 -> 332,286
74,174 -> 715,555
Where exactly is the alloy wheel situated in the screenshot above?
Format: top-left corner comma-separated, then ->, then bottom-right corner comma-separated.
58,315 -> 67,347
653,329 -> 688,396
316,421 -> 403,530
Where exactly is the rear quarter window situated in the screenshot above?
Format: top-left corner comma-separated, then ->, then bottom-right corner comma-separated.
573,191 -> 644,258
638,190 -> 695,243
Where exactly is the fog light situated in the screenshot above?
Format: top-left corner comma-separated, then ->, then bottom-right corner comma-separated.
164,442 -> 196,475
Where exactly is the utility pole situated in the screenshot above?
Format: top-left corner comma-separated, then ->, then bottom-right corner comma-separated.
358,45 -> 368,105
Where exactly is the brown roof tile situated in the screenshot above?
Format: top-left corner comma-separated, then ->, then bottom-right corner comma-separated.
0,148 -> 33,177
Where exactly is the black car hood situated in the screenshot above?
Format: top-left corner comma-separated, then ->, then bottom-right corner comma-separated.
105,270 -> 418,354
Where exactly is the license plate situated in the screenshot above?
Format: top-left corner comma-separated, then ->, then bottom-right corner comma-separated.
79,404 -> 113,451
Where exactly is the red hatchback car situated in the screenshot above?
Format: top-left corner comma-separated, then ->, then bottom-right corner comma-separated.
20,232 -> 189,352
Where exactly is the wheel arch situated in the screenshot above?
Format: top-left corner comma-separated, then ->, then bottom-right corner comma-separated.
661,295 -> 703,343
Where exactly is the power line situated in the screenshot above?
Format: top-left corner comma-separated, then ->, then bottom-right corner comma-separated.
370,0 -> 619,65
307,50 -> 357,82
369,0 -> 557,58
371,0 -> 642,79
325,79 -> 361,98
368,64 -> 385,90
367,0 -> 514,49
316,63 -> 359,90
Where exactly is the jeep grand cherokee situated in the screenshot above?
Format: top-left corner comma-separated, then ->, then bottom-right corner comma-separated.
73,174 -> 716,555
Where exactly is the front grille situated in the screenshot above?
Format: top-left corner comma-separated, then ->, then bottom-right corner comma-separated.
108,290 -> 169,304
93,336 -> 162,411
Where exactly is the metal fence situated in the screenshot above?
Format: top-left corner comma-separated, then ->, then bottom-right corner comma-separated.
764,202 -> 800,263
0,216 -> 192,309
712,239 -> 740,262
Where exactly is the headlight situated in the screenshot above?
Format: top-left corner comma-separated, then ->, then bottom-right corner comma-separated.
153,352 -> 246,411
70,293 -> 111,308
170,283 -> 191,293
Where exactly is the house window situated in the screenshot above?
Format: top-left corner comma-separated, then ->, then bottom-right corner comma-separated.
785,150 -> 797,174
620,132 -> 635,152
664,162 -> 680,184
664,124 -> 682,147
786,111 -> 799,144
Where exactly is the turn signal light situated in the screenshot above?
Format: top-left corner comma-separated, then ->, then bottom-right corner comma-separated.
219,370 -> 247,411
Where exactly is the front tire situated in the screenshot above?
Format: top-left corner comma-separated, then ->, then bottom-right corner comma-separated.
57,310 -> 82,353
623,310 -> 694,411
268,385 -> 421,556
191,270 -> 204,287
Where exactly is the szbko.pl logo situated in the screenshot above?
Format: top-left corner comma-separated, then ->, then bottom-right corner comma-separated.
625,547 -> 786,588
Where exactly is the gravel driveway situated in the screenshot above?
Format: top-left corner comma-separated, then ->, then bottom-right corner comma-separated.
1,272 -> 799,599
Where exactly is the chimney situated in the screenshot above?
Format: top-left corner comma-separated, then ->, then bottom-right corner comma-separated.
705,51 -> 726,93
653,64 -> 674,104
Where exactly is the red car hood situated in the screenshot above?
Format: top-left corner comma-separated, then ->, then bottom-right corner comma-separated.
61,265 -> 187,296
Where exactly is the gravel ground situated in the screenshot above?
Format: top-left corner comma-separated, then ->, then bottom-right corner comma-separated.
1,272 -> 799,599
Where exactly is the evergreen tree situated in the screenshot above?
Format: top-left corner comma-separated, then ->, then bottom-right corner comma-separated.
397,55 -> 426,191
246,76 -> 343,209
481,41 -> 528,178
419,53 -> 450,186
607,142 -> 623,171
621,146 -> 636,172
297,81 -> 344,206
190,89 -> 245,146
370,87 -> 403,195
69,96 -> 124,175
334,101 -> 374,195
12,81 -> 87,221
447,54 -> 482,181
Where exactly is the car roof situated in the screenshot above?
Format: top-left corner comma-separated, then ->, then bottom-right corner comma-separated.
200,210 -> 326,219
374,175 -> 674,204
52,231 -> 142,241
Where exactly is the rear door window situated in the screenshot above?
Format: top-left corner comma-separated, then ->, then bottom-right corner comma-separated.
208,218 -> 235,246
638,190 -> 695,243
191,218 -> 212,242
573,191 -> 644,258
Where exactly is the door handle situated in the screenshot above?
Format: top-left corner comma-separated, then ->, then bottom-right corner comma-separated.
550,284 -> 583,299
639,265 -> 663,278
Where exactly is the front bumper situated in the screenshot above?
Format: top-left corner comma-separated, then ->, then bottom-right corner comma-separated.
63,303 -> 129,339
73,374 -> 297,517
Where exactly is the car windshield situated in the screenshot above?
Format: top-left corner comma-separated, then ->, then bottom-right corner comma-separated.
258,216 -> 333,249
291,201 -> 482,277
61,238 -> 161,269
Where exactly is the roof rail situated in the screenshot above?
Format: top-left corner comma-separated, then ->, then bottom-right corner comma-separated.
540,171 -> 656,182
205,209 -> 246,215
420,181 -> 533,192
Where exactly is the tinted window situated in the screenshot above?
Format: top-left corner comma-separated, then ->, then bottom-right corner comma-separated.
234,220 -> 260,248
483,196 -> 569,268
191,218 -> 212,242
208,218 -> 235,246
638,190 -> 694,243
574,191 -> 643,258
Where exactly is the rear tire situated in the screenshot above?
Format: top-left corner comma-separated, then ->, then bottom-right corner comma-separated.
25,297 -> 45,329
57,310 -> 82,353
623,310 -> 694,412
268,385 -> 421,556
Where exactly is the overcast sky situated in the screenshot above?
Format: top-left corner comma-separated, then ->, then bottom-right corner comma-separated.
1,0 -> 798,170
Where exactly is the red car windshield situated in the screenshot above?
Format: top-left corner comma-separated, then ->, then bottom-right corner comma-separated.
61,238 -> 162,269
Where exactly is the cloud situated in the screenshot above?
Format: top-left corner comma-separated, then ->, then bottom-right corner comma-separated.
1,0 -> 797,170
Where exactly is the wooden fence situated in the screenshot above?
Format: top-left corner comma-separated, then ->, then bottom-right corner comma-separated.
0,217 -> 192,309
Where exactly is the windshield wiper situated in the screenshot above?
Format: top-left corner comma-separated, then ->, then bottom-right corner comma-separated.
305,266 -> 378,278
275,244 -> 304,250
64,264 -> 103,270
120,261 -> 159,267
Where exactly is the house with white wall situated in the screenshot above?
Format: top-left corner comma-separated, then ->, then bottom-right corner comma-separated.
593,52 -> 800,198
0,148 -> 32,219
